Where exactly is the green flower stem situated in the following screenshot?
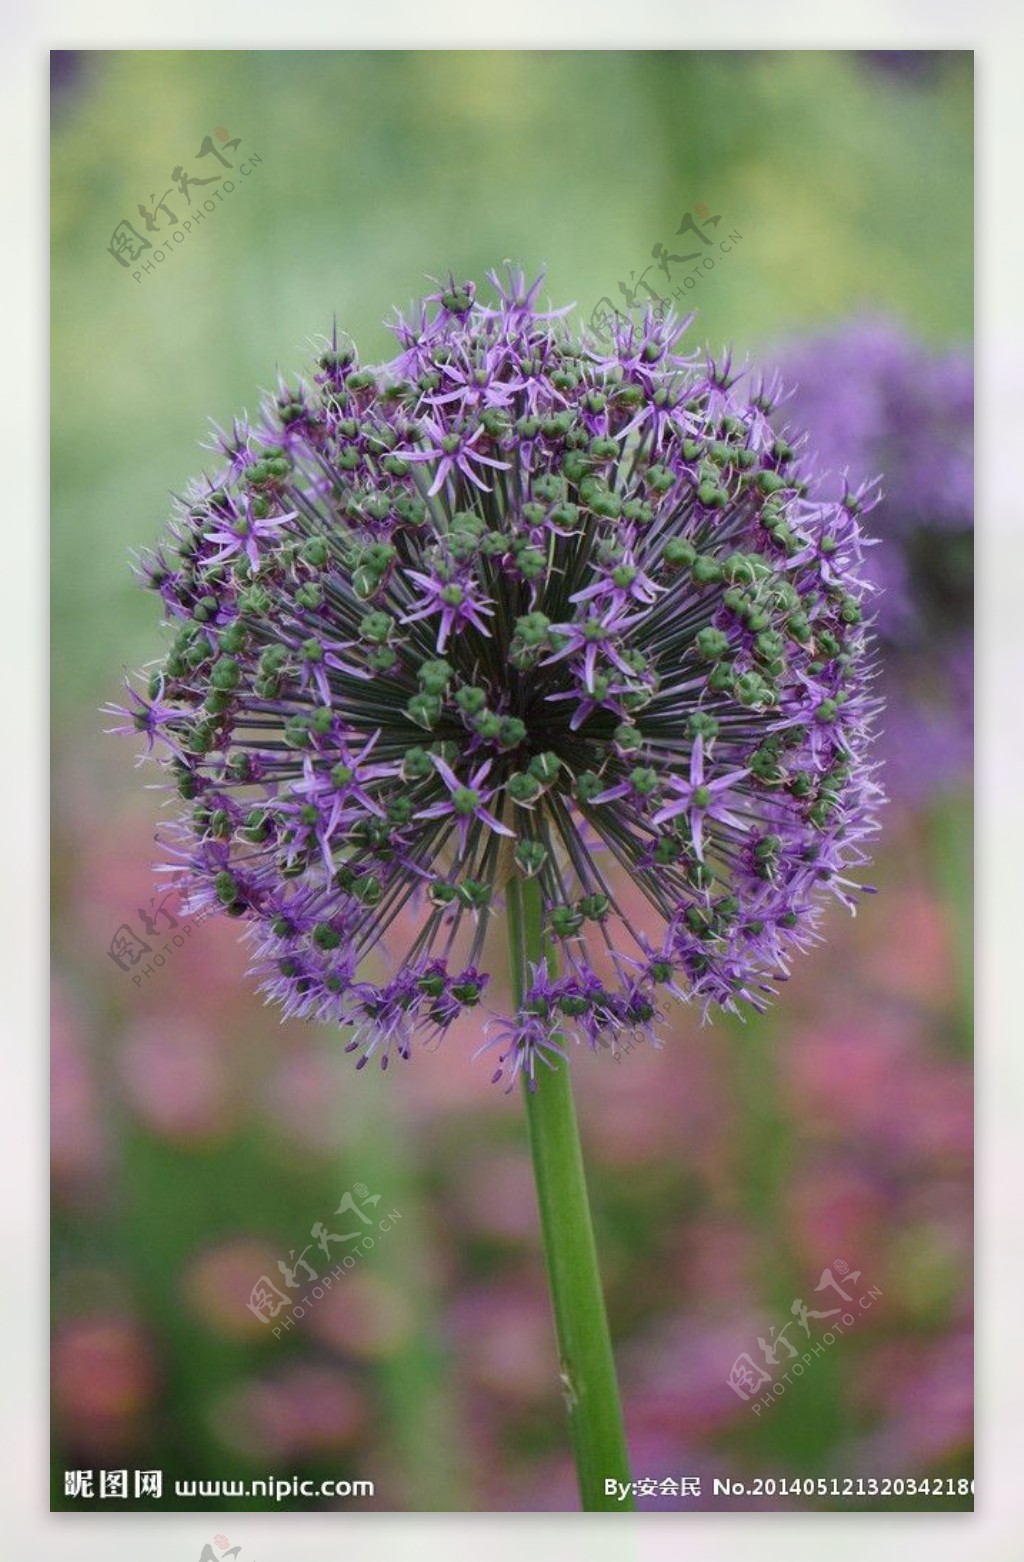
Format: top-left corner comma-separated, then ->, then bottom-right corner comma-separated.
507,873 -> 634,1512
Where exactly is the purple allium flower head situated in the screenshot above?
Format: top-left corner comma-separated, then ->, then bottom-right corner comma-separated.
113,268 -> 883,1086
771,317 -> 972,801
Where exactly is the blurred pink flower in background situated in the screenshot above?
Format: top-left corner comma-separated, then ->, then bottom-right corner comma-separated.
51,982 -> 109,1195
863,885 -> 957,1011
678,1217 -> 770,1308
622,1315 -> 760,1438
119,1016 -> 241,1144
782,1012 -> 972,1168
837,1330 -> 973,1475
307,1271 -> 415,1361
448,1149 -> 538,1243
260,1044 -> 347,1157
784,1158 -> 889,1279
449,1280 -> 558,1407
52,1316 -> 158,1454
182,1238 -> 291,1342
209,1364 -> 367,1462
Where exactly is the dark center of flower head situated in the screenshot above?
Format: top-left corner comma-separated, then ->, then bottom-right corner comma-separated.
116,266 -> 883,1087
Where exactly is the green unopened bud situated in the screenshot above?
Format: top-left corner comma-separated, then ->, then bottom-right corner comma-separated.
528,751 -> 561,785
455,685 -> 487,717
664,538 -> 696,569
452,786 -> 481,816
284,714 -> 312,748
630,766 -> 659,796
697,480 -> 727,509
514,840 -> 548,878
687,712 -> 719,741
352,873 -> 383,906
451,509 -> 486,536
428,881 -> 459,908
549,502 -> 579,531
515,546 -> 546,580
692,554 -> 724,585
359,610 -> 392,644
390,493 -> 424,528
301,537 -> 329,568
387,795 -> 413,826
590,489 -> 622,520
507,772 -> 541,805
755,630 -> 786,665
750,745 -> 783,785
645,463 -> 675,493
451,977 -> 484,1005
541,411 -> 573,439
621,498 -> 654,526
654,834 -> 683,865
407,693 -> 442,730
532,473 -> 564,502
239,584 -> 271,616
497,716 -> 527,749
736,672 -> 772,707
514,612 -> 551,646
214,870 -> 239,906
576,771 -> 603,805
694,627 -> 730,661
440,286 -> 473,314
418,658 -> 453,696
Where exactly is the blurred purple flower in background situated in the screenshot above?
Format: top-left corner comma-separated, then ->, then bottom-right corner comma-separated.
772,318 -> 973,803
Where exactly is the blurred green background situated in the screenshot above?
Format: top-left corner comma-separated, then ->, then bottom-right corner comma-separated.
51,50 -> 972,1514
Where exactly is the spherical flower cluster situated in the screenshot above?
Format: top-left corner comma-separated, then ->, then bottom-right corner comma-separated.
772,317 -> 972,800
112,269 -> 882,1087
